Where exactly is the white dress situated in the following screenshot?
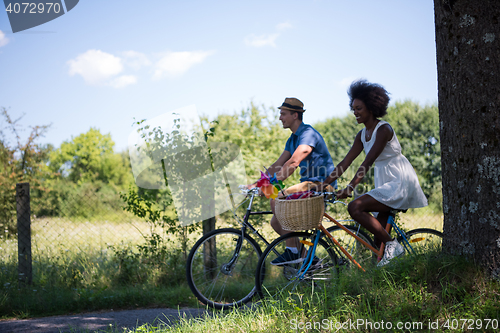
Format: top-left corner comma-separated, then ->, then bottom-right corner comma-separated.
362,121 -> 428,210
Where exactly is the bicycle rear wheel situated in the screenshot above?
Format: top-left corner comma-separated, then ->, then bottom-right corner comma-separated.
255,231 -> 338,303
398,228 -> 443,254
325,224 -> 376,269
186,228 -> 262,309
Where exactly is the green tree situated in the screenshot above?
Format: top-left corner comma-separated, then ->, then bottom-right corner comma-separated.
202,101 -> 292,183
200,102 -> 296,216
0,107 -> 52,235
49,127 -> 133,186
42,128 -> 134,218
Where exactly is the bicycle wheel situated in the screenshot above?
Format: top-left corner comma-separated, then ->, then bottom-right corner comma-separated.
255,231 -> 338,303
398,228 -> 443,254
186,228 -> 262,309
325,224 -> 376,269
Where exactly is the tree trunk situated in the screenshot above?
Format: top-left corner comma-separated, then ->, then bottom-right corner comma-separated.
434,0 -> 500,274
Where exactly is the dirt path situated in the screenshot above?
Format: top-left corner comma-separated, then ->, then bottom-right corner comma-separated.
0,307 -> 212,333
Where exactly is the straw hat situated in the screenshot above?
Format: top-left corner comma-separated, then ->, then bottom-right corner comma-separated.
278,97 -> 306,112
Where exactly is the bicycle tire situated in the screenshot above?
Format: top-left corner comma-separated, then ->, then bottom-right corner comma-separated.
255,231 -> 338,303
186,228 -> 262,309
398,228 -> 443,254
325,225 -> 377,268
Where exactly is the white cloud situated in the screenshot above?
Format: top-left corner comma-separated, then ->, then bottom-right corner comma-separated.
153,50 -> 214,79
110,75 -> 137,88
68,49 -> 124,85
245,22 -> 292,48
245,33 -> 279,48
276,22 -> 292,31
122,51 -> 151,70
0,30 -> 9,47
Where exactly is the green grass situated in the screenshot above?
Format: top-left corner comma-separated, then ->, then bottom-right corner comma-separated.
2,211 -> 486,333
133,253 -> 500,333
0,214 -> 277,319
0,216 -> 203,319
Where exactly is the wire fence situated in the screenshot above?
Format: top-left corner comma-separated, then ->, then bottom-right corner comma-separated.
2,183 -> 444,286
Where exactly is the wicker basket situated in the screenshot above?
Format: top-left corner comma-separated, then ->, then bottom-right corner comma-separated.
275,194 -> 325,231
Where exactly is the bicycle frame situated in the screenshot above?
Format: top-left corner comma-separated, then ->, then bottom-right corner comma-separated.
319,213 -> 380,272
224,190 -> 273,269
255,193 -> 442,301
380,210 -> 415,256
303,209 -> 417,274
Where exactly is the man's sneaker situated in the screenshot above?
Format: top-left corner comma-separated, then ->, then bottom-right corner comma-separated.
377,239 -> 404,267
271,248 -> 304,265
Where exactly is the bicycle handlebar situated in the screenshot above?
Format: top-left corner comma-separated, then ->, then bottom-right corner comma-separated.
238,185 -> 259,195
238,185 -> 354,202
238,186 -> 342,199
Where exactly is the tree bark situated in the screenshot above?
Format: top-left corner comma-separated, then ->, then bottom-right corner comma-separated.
434,0 -> 500,274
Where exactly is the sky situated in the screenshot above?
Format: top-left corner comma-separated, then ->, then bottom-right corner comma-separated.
0,0 -> 438,153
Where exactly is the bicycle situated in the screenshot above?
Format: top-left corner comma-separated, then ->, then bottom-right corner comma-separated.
186,187 -> 360,309
255,191 -> 443,302
185,187 -> 271,309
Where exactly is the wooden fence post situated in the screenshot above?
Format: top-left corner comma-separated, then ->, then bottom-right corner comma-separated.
16,182 -> 32,286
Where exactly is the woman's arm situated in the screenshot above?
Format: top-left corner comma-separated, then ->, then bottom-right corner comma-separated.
322,130 -> 364,185
337,123 -> 393,197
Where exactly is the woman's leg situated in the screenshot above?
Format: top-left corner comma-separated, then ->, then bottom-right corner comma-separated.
347,194 -> 392,243
374,211 -> 390,248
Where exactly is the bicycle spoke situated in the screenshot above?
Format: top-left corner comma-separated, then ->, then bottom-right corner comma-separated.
399,228 -> 443,255
256,231 -> 338,304
187,229 -> 261,309
325,225 -> 376,270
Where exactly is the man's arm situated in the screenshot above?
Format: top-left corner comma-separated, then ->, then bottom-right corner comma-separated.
266,150 -> 292,176
275,144 -> 312,181
246,150 -> 292,189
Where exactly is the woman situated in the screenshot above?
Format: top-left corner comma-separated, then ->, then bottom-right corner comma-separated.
321,80 -> 428,266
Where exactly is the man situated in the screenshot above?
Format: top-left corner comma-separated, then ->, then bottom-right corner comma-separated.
249,97 -> 336,265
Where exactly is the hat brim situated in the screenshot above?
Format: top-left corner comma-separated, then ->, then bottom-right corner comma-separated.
278,106 -> 305,112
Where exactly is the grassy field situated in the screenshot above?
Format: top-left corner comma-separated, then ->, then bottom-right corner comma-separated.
55,252 -> 499,333
0,207 -> 445,322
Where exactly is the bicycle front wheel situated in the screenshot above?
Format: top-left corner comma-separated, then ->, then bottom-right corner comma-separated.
398,228 -> 443,254
186,228 -> 262,309
255,231 -> 338,303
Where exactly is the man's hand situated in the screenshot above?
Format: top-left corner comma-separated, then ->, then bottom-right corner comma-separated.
244,183 -> 256,190
311,182 -> 334,192
243,183 -> 265,196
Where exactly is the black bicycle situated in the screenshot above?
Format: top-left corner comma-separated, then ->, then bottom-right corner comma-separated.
185,187 -> 273,309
